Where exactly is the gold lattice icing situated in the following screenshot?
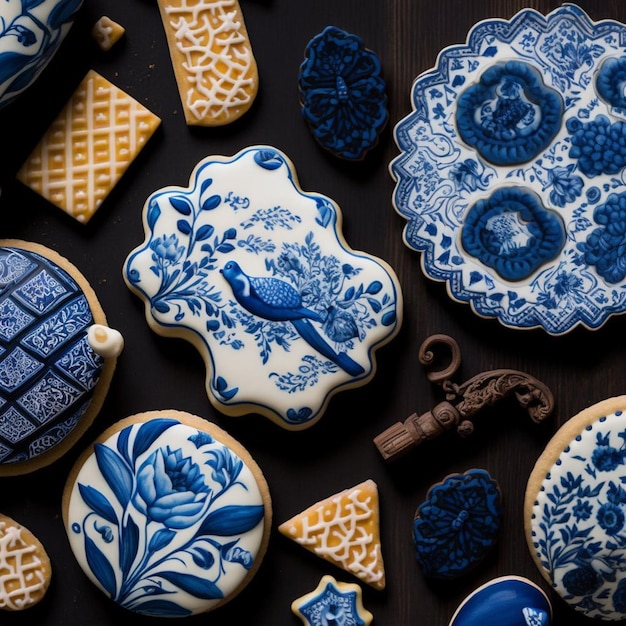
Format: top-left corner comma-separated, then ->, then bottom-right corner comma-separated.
91,16 -> 126,51
17,70 -> 161,224
278,480 -> 385,590
0,515 -> 51,611
157,0 -> 258,126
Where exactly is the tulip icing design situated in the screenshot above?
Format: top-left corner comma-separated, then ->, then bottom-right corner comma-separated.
526,397 -> 626,621
124,146 -> 402,429
448,576 -> 551,626
64,412 -> 270,617
0,0 -> 84,109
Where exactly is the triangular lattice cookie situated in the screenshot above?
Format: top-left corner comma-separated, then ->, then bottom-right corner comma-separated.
278,479 -> 385,590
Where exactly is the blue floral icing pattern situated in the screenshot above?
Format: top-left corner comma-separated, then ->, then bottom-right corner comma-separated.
413,469 -> 502,579
456,61 -> 563,165
390,4 -> 626,333
0,0 -> 84,109
65,415 -> 268,617
0,245 -> 103,466
124,146 -> 402,429
528,402 -> 626,620
461,187 -> 566,281
596,56 -> 626,110
298,26 -> 388,160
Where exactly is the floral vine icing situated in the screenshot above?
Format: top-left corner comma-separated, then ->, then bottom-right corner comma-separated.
0,0 -> 84,109
65,416 -> 266,617
0,244 -> 111,466
529,405 -> 626,620
124,146 -> 402,429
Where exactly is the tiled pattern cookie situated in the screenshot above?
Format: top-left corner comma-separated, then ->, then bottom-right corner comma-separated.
156,0 -> 258,126
0,240 -> 122,476
0,514 -> 51,611
63,410 -> 271,617
278,480 -> 385,590
16,70 -> 161,224
0,0 -> 84,109
123,146 -> 402,430
292,575 -> 373,626
525,396 -> 626,620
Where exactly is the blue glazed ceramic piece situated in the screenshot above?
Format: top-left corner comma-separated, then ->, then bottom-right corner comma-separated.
292,575 -> 373,626
298,26 -> 388,160
124,146 -> 402,430
0,240 -> 122,475
448,576 -> 551,626
526,396 -> 626,621
0,0 -> 84,110
456,61 -> 563,165
63,410 -> 271,617
390,4 -> 626,334
413,469 -> 502,579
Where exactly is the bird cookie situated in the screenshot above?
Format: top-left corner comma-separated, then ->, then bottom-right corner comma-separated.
0,240 -> 123,476
123,146 -> 402,429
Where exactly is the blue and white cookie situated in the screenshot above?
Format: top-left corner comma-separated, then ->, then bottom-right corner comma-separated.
124,146 -> 402,430
0,240 -> 123,475
526,396 -> 626,621
62,409 -> 271,617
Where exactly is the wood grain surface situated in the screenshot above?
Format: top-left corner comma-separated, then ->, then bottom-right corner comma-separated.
1,1 -> 624,624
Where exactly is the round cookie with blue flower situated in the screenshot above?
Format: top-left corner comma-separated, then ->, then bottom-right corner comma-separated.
525,396 -> 626,621
62,409 -> 272,617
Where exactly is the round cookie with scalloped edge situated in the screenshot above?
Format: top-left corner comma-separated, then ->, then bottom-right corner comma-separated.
0,239 -> 123,476
62,409 -> 272,617
525,396 -> 626,621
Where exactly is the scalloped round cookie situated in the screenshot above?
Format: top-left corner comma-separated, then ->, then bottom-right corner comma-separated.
0,239 -> 123,476
62,409 -> 272,617
525,396 -> 626,621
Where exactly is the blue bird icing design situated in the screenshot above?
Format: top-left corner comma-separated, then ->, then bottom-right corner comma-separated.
221,260 -> 364,377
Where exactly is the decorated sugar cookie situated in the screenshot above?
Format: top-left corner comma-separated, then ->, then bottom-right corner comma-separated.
124,146 -> 402,430
292,575 -> 373,626
278,479 -> 385,590
156,0 -> 258,126
525,396 -> 626,621
0,0 -> 84,110
0,240 -> 123,476
62,410 -> 272,617
0,514 -> 51,611
298,26 -> 388,160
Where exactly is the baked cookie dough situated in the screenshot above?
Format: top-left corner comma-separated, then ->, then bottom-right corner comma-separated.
525,396 -> 626,620
0,240 -> 123,476
62,410 -> 271,617
0,514 -> 51,611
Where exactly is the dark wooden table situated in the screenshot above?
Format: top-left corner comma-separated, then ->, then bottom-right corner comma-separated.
1,1 -> 624,624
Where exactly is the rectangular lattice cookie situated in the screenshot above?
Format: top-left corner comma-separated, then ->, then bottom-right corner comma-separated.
156,0 -> 258,126
17,70 -> 161,224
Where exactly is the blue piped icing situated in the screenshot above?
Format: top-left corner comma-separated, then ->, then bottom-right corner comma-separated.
455,61 -> 563,165
0,245 -> 103,466
298,26 -> 388,160
461,187 -> 566,281
596,56 -> 626,110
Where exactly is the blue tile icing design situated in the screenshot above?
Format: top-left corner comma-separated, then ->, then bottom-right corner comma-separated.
0,244 -> 104,466
298,26 -> 388,160
456,61 -> 563,165
124,146 -> 402,429
527,398 -> 626,620
292,575 -> 372,626
390,4 -> 626,334
461,187 -> 566,281
449,576 -> 551,626
413,469 -> 502,579
0,0 -> 84,109
596,57 -> 626,110
64,413 -> 269,617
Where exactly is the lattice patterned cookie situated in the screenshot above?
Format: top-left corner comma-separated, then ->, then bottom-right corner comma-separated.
17,70 -> 161,224
278,480 -> 385,590
156,0 -> 258,126
0,514 -> 51,611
